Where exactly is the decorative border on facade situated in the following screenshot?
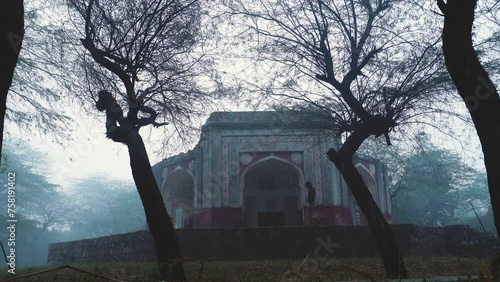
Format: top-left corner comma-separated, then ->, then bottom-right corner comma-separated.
221,135 -> 321,206
313,146 -> 323,204
222,141 -> 230,207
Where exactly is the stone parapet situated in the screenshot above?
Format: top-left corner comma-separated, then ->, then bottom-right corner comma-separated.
47,224 -> 499,265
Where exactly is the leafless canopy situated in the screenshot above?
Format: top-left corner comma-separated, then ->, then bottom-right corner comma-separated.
227,0 -> 454,145
67,0 -> 211,133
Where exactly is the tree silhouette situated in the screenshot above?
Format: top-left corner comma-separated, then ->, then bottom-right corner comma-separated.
438,0 -> 500,237
0,0 -> 24,162
227,0 -> 452,278
66,0 -> 209,280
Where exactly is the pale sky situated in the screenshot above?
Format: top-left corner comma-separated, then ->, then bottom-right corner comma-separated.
7,116 -> 135,186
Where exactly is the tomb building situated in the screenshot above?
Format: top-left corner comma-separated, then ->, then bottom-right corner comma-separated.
152,111 -> 392,228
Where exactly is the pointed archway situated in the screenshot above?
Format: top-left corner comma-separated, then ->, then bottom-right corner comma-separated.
241,158 -> 303,227
162,169 -> 195,228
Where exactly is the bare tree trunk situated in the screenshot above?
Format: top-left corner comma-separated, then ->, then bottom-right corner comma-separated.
438,0 -> 500,237
0,0 -> 24,158
328,152 -> 407,278
126,129 -> 187,281
327,116 -> 407,279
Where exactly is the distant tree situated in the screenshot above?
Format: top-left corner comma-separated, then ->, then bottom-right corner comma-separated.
0,143 -> 70,266
437,0 -> 500,237
391,135 -> 475,225
67,175 -> 146,239
66,0 -> 215,279
1,147 -> 66,227
227,0 -> 452,278
360,133 -> 485,226
0,214 -> 55,266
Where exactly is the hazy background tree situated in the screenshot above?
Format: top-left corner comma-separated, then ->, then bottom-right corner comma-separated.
0,142 -> 147,266
0,142 -> 69,266
65,175 -> 146,239
388,134 -> 474,226
359,134 -> 493,231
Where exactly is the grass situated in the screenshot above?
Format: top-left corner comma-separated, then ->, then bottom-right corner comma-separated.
0,256 -> 493,281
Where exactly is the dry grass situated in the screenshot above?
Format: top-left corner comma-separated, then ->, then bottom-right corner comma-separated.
0,256 -> 493,282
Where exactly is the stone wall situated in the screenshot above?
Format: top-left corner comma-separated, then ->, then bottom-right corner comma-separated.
47,224 -> 499,265
47,231 -> 156,264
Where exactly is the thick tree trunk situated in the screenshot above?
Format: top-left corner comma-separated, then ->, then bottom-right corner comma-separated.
438,0 -> 500,237
0,0 -> 24,158
327,115 -> 407,278
126,129 -> 187,281
328,150 -> 407,278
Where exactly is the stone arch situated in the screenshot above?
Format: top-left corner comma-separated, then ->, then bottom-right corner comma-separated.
163,168 -> 195,228
240,156 -> 304,227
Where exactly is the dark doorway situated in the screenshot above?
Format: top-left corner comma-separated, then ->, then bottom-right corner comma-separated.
258,212 -> 285,226
163,169 -> 195,229
243,158 -> 302,227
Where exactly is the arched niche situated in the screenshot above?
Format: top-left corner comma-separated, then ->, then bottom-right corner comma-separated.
241,157 -> 303,227
163,168 -> 195,228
